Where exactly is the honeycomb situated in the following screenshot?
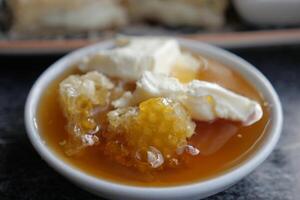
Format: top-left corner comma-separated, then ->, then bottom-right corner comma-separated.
107,97 -> 196,169
59,71 -> 114,155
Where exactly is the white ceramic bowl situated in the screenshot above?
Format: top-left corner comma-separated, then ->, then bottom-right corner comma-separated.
25,38 -> 283,200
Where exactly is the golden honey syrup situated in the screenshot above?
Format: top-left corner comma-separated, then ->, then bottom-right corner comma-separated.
37,54 -> 270,186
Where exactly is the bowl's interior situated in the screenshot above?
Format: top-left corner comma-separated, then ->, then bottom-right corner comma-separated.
25,38 -> 282,199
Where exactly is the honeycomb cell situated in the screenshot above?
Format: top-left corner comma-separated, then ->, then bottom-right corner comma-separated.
59,71 -> 114,155
107,97 -> 196,169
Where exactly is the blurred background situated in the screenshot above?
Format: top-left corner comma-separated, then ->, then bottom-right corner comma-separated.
0,1 -> 300,200
0,0 -> 300,53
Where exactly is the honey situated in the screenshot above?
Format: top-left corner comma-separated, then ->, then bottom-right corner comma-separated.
37,56 -> 270,186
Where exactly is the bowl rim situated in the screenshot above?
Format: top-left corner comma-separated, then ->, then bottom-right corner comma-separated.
24,38 -> 283,199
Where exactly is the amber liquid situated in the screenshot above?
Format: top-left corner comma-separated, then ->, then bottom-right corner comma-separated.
37,57 -> 270,186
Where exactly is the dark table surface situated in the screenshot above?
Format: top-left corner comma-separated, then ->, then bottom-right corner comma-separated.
0,45 -> 299,200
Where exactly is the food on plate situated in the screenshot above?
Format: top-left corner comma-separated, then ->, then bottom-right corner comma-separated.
7,0 -> 128,34
127,0 -> 229,28
38,37 -> 270,186
6,0 -> 229,36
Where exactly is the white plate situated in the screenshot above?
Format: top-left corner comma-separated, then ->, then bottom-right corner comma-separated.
1,29 -> 300,55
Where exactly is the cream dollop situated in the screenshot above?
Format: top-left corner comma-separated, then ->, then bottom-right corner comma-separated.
113,71 -> 263,125
79,37 -> 181,81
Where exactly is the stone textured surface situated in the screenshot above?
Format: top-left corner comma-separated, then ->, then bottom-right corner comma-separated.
0,45 -> 299,200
